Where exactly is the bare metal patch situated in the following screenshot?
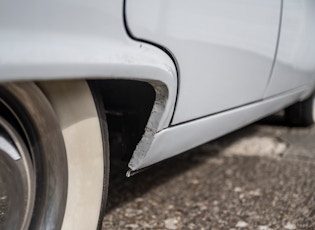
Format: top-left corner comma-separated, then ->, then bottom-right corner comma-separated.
128,81 -> 168,170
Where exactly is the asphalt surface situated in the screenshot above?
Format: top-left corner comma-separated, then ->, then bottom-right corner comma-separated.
102,115 -> 315,229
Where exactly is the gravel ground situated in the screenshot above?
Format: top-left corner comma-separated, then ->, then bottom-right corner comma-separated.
102,116 -> 315,229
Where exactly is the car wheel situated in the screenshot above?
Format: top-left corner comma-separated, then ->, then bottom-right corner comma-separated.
0,81 -> 108,230
285,93 -> 314,127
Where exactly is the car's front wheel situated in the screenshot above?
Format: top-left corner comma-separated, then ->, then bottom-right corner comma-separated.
0,81 -> 108,230
285,93 -> 314,127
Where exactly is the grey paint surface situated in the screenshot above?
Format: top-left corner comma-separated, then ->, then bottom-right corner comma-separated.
126,0 -> 281,124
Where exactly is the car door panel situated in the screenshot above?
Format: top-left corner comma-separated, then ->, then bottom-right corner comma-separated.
265,0 -> 315,98
126,0 -> 281,124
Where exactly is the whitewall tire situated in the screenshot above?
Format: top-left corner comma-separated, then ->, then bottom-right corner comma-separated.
0,81 -> 108,230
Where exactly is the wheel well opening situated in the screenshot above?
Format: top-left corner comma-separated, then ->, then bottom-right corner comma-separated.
89,80 -> 156,165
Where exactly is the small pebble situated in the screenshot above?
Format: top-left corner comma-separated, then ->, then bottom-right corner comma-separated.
236,221 -> 248,228
164,217 -> 179,230
284,222 -> 296,230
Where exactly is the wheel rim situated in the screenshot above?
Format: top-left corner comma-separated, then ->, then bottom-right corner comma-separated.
0,117 -> 35,230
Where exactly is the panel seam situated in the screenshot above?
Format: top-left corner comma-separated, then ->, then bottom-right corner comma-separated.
122,0 -> 180,125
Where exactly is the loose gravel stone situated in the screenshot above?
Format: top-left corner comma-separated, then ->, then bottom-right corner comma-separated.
235,221 -> 248,228
164,218 -> 179,229
284,222 -> 296,230
258,225 -> 272,230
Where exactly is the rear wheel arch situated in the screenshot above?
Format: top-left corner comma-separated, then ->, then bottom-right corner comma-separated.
0,78 -> 169,229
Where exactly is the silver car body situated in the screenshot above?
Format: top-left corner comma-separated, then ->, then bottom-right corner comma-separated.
1,0 -> 315,172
